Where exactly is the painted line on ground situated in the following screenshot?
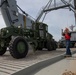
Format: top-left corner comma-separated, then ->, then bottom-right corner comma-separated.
12,50 -> 76,75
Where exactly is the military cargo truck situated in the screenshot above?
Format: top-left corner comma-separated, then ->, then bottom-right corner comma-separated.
0,0 -> 57,59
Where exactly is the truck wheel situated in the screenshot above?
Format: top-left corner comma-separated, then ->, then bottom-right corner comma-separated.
0,47 -> 6,56
9,36 -> 28,59
37,42 -> 43,50
52,42 -> 57,50
47,40 -> 52,51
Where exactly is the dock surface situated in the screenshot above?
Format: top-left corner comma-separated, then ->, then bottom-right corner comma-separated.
35,53 -> 76,75
0,48 -> 75,75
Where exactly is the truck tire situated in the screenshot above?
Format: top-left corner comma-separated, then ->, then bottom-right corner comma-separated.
37,42 -> 43,50
52,41 -> 57,50
9,36 -> 28,59
0,47 -> 6,56
47,40 -> 52,51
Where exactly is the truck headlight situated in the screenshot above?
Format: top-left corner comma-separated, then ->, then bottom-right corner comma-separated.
6,30 -> 9,33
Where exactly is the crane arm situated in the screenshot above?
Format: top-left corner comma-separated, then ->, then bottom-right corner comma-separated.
0,0 -> 34,29
35,0 -> 53,22
35,0 -> 75,23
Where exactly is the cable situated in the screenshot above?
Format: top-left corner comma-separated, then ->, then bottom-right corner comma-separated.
17,5 -> 35,21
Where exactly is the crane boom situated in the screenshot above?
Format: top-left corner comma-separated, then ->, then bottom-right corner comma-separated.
35,0 -> 75,23
0,0 -> 75,26
0,0 -> 33,29
0,0 -> 19,26
35,0 -> 53,22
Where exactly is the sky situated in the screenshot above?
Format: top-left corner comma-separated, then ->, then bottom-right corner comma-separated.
0,0 -> 75,41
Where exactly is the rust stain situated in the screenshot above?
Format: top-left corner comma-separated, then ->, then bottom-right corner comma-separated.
62,70 -> 76,75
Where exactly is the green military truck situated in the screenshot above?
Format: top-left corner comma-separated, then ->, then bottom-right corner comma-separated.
0,0 -> 57,59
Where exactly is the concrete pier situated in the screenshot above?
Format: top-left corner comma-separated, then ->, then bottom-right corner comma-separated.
0,48 -> 76,75
35,53 -> 76,75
